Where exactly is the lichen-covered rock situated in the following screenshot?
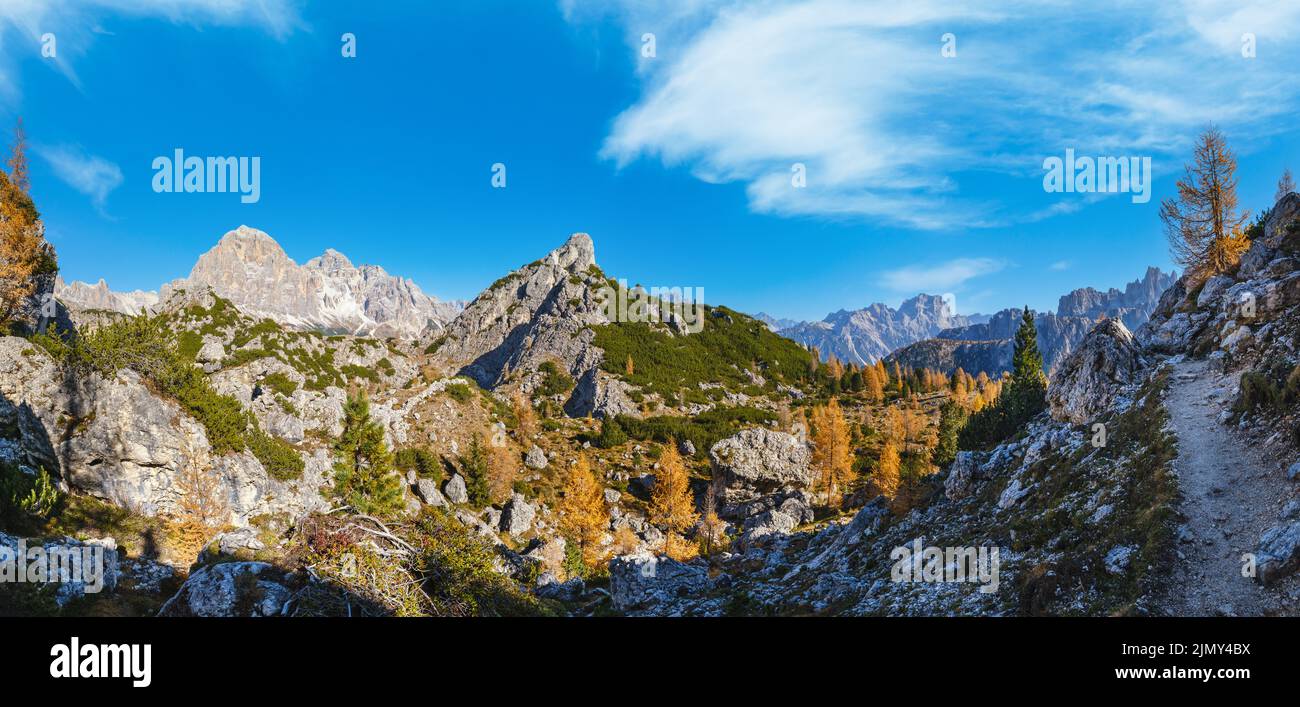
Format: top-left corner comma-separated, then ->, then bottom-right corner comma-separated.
709,428 -> 812,517
1048,318 -> 1145,424
608,552 -> 713,614
944,451 -> 982,501
415,477 -> 448,506
524,445 -> 548,469
157,562 -> 293,617
500,493 -> 535,537
444,474 -> 469,504
1253,522 -> 1300,586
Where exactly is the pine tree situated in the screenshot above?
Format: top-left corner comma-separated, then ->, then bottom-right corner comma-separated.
934,399 -> 968,467
596,415 -> 628,448
811,398 -> 853,508
1160,126 -> 1251,277
1011,307 -> 1046,387
459,434 -> 491,507
957,309 -> 1046,450
625,354 -> 635,376
1279,168 -> 1296,202
333,393 -> 405,517
649,440 -> 698,534
558,454 -> 609,564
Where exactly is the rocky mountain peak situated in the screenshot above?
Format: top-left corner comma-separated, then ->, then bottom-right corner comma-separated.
549,232 -> 596,272
780,293 -> 978,365
305,248 -> 355,272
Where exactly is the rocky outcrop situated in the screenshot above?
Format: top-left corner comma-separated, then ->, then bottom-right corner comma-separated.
1253,522 -> 1300,586
157,562 -> 294,617
1056,267 -> 1177,331
434,233 -> 635,417
608,551 -> 715,615
1048,318 -> 1146,424
709,428 -> 812,519
0,532 -> 121,606
1140,192 -> 1300,364
0,337 -> 328,525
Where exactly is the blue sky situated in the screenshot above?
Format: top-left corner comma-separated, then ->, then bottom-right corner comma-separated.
3,0 -> 1298,321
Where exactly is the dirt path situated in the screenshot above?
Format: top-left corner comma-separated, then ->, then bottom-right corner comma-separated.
1161,357 -> 1289,616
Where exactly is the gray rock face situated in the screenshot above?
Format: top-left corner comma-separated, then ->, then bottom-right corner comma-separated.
444,474 -> 469,504
415,478 -> 448,507
608,551 -> 713,614
1264,192 -> 1300,247
157,562 -> 292,617
1047,318 -> 1145,424
500,493 -> 535,537
159,226 -> 461,337
944,451 -> 983,501
523,536 -> 568,579
1104,545 -> 1136,575
709,428 -> 813,517
435,234 -> 602,381
740,509 -> 797,547
0,337 -> 328,525
1253,522 -> 1300,586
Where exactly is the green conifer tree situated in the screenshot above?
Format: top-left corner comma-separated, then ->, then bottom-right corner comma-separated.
459,434 -> 491,507
333,393 -> 405,517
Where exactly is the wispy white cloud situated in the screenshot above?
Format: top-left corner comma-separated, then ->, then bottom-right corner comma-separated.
1049,260 -> 1071,271
0,0 -> 301,101
35,144 -> 123,214
568,0 -> 1300,228
880,257 -> 1006,293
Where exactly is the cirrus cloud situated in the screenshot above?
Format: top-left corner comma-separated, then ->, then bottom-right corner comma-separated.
35,144 -> 123,214
567,0 -> 1300,229
879,257 -> 1006,293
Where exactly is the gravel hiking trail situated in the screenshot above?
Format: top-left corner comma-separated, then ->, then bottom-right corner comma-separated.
1162,357 -> 1286,616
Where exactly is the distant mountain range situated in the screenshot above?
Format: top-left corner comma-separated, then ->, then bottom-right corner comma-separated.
56,226 -> 463,338
771,294 -> 989,366
886,266 -> 1176,376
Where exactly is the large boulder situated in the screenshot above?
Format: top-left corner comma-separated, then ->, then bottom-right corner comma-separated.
709,428 -> 812,518
1253,522 -> 1300,586
500,493 -> 535,538
157,562 -> 293,617
608,551 -> 713,614
1048,319 -> 1145,424
944,451 -> 983,501
443,474 -> 469,504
